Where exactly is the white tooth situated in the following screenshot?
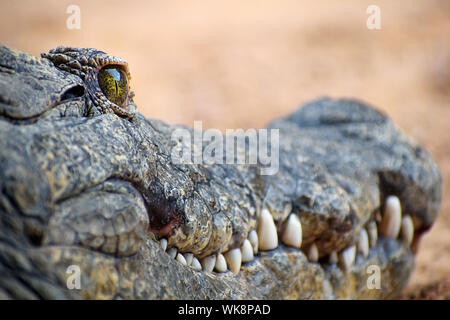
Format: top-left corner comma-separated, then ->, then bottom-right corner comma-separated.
214,253 -> 228,273
339,245 -> 356,272
258,209 -> 278,251
401,215 -> 414,246
167,247 -> 177,259
308,243 -> 319,262
201,255 -> 216,273
224,248 -> 242,275
184,253 -> 193,266
281,214 -> 302,248
248,230 -> 259,254
329,250 -> 338,264
367,221 -> 378,248
241,239 -> 254,263
176,253 -> 187,265
159,238 -> 168,251
191,257 -> 202,271
380,195 -> 402,238
358,229 -> 369,258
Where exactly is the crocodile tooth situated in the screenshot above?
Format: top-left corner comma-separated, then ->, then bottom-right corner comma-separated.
367,221 -> 378,248
224,248 -> 242,275
258,209 -> 278,251
176,253 -> 187,265
308,243 -> 319,262
201,255 -> 217,273
248,230 -> 259,254
339,245 -> 356,272
380,195 -> 402,238
191,257 -> 202,271
329,250 -> 338,264
214,253 -> 228,273
184,253 -> 194,266
358,229 -> 369,258
167,247 -> 177,259
159,238 -> 168,251
281,214 -> 302,248
401,215 -> 414,246
241,239 -> 254,263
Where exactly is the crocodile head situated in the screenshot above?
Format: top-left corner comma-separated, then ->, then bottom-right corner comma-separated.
0,45 -> 442,299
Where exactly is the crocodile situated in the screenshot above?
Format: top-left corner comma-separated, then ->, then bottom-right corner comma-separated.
0,45 -> 442,299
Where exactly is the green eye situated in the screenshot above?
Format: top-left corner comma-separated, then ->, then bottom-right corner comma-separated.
98,66 -> 129,107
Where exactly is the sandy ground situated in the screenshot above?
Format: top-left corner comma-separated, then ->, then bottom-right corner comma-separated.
1,0 -> 449,299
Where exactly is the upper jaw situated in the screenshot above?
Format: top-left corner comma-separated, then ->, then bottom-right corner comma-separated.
146,99 -> 441,295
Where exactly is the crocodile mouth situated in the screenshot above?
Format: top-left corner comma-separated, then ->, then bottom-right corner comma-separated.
148,192 -> 418,279
129,172 -> 437,300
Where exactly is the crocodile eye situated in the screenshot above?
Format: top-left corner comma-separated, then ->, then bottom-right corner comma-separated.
98,66 -> 129,107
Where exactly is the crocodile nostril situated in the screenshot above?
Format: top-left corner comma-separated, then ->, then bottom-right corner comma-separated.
60,85 -> 85,101
24,221 -> 44,246
145,196 -> 182,238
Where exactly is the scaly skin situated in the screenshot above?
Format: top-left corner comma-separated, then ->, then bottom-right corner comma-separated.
0,46 -> 442,299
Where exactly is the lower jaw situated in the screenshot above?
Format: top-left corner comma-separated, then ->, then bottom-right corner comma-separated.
212,237 -> 414,299
35,230 -> 413,299
148,235 -> 414,299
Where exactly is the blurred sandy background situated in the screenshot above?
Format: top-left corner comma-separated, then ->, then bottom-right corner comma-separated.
1,0 -> 449,299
